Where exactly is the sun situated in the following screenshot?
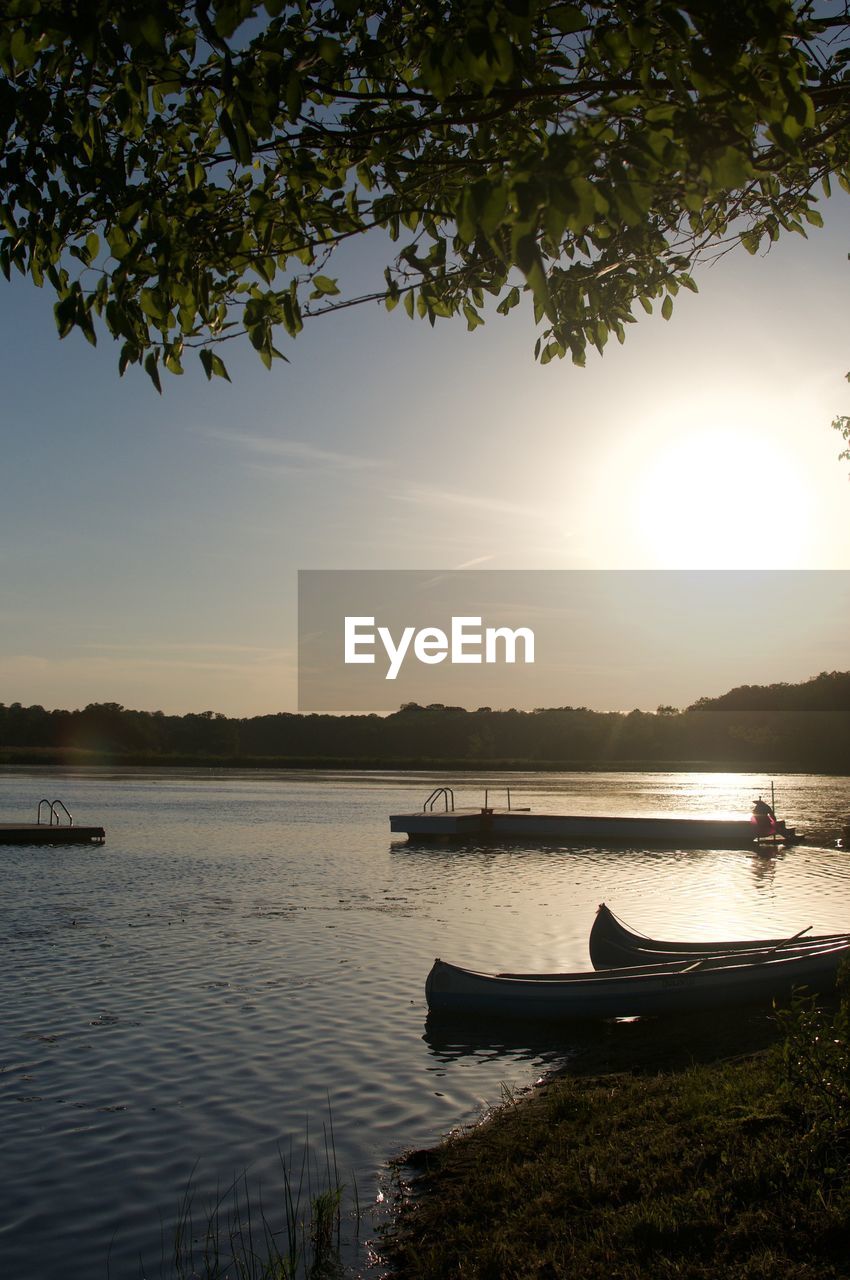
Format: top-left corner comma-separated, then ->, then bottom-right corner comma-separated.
630,425 -> 812,568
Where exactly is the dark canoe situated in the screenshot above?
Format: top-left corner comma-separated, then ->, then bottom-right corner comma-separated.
589,901 -> 850,971
425,942 -> 850,1021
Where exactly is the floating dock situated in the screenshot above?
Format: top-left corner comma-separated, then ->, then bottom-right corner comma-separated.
0,823 -> 106,846
390,788 -> 802,848
0,799 -> 106,846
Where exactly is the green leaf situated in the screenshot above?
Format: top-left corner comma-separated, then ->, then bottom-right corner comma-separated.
200,348 -> 232,381
496,286 -> 520,316
141,288 -> 167,321
311,275 -> 340,296
285,72 -> 302,119
210,353 -> 231,381
230,110 -> 253,167
316,37 -> 340,65
219,108 -> 252,166
144,352 -> 163,394
119,342 -> 140,376
601,27 -> 632,69
463,302 -> 483,330
513,232 -> 552,320
708,147 -> 754,190
10,29 -> 37,70
139,13 -> 165,50
661,295 -> 673,321
105,225 -> 131,261
549,5 -> 588,34
54,294 -> 77,339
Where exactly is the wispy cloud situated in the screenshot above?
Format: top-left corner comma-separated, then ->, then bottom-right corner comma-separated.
418,556 -> 496,591
80,641 -> 289,657
396,483 -> 564,524
453,554 -> 496,570
195,427 -> 386,473
68,641 -> 296,676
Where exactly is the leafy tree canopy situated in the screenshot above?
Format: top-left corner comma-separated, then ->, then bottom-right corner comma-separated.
1,1 -> 848,389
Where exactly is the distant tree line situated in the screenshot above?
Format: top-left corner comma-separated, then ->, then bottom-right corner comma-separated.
1,671 -> 849,772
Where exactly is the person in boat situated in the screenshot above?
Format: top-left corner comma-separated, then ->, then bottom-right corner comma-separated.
751,797 -> 777,836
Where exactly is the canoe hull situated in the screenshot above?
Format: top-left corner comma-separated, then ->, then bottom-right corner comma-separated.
426,945 -> 850,1021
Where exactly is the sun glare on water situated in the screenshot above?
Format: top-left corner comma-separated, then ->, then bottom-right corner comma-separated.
632,426 -> 811,568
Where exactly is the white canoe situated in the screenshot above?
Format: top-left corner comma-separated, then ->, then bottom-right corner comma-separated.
425,942 -> 850,1021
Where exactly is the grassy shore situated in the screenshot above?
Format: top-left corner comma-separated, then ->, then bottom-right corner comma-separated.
384,999 -> 850,1280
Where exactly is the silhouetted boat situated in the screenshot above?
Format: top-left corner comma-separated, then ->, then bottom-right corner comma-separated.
425,942 -> 850,1021
589,902 -> 850,970
392,788 -> 803,847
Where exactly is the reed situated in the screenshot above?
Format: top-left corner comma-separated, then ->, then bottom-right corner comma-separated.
158,1117 -> 355,1280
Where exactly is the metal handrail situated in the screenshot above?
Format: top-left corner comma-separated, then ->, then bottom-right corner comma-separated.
423,787 -> 454,812
36,799 -> 74,827
51,800 -> 73,825
484,787 -> 512,811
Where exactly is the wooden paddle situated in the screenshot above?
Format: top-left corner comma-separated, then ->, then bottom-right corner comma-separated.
680,926 -> 814,974
766,925 -> 812,954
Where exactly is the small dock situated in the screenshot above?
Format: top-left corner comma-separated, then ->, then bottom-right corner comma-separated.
0,823 -> 106,846
0,799 -> 106,846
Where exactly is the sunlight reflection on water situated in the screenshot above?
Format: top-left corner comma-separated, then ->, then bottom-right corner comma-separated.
1,766 -> 849,1277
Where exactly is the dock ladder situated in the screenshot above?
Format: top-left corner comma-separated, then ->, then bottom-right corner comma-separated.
423,787 -> 455,813
37,799 -> 74,827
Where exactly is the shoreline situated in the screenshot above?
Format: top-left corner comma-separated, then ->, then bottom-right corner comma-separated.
0,749 -> 840,774
382,1003 -> 847,1279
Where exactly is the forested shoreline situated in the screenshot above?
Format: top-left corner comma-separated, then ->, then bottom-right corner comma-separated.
2,671 -> 849,773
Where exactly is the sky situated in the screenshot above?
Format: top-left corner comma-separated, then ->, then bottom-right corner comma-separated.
1,188 -> 849,717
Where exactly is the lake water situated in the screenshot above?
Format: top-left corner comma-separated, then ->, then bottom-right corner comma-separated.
2,767 -> 850,1278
